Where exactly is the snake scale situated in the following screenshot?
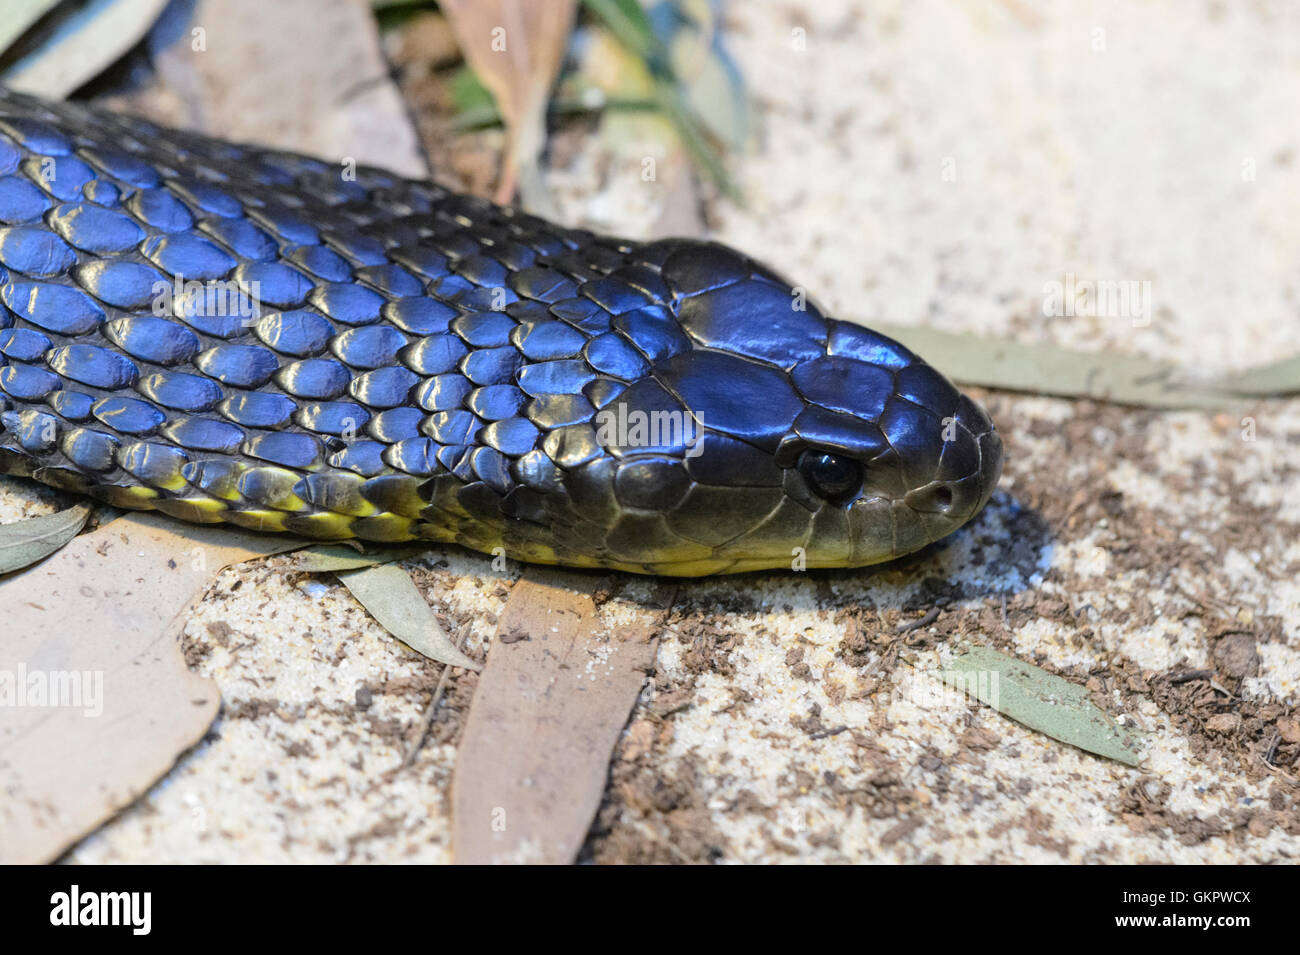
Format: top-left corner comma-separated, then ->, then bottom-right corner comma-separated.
0,88 -> 1000,576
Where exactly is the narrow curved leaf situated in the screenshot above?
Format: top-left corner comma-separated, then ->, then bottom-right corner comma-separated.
0,0 -> 172,98
869,321 -> 1242,409
454,569 -> 670,863
1208,354 -> 1300,397
337,563 -> 479,670
941,646 -> 1143,766
583,0 -> 741,200
439,0 -> 577,209
663,0 -> 751,152
0,503 -> 90,574
0,0 -> 62,58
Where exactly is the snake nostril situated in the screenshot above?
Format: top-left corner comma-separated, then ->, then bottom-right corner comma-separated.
906,482 -> 956,515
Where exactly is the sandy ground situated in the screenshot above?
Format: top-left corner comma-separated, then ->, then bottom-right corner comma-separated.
2,0 -> 1297,862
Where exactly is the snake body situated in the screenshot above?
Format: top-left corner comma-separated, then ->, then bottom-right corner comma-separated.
0,88 -> 1000,575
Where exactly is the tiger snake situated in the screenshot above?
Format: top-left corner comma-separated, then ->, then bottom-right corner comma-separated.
0,88 -> 1001,577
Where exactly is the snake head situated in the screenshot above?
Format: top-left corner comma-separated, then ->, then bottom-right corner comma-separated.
769,321 -> 1003,567
590,240 -> 1002,574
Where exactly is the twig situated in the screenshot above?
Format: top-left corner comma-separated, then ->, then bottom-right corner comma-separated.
809,725 -> 850,740
1263,731 -> 1281,767
1257,753 -> 1299,786
896,607 -> 940,634
400,622 -> 472,769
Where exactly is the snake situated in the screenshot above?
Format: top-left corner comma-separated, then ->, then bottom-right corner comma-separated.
0,87 -> 1001,576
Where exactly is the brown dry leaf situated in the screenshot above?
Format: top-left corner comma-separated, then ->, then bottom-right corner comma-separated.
452,568 -> 670,864
648,145 -> 707,239
0,512 -> 301,863
105,0 -> 426,177
439,0 -> 577,209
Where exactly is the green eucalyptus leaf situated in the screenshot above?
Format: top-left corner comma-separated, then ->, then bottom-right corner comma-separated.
941,646 -> 1143,766
290,544 -> 430,573
1208,354 -> 1300,397
0,503 -> 91,574
582,0 -> 660,63
450,65 -> 497,117
338,563 -> 478,670
869,321 -> 1242,409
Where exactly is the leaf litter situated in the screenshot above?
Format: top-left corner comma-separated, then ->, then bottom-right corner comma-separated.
0,513 -> 300,862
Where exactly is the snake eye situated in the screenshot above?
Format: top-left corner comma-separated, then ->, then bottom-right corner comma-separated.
797,451 -> 862,504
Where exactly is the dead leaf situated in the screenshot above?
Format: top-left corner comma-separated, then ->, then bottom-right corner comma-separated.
0,512 -> 301,863
1205,713 -> 1242,734
114,0 -> 427,177
648,145 -> 706,238
439,0 -> 577,209
452,568 -> 670,863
